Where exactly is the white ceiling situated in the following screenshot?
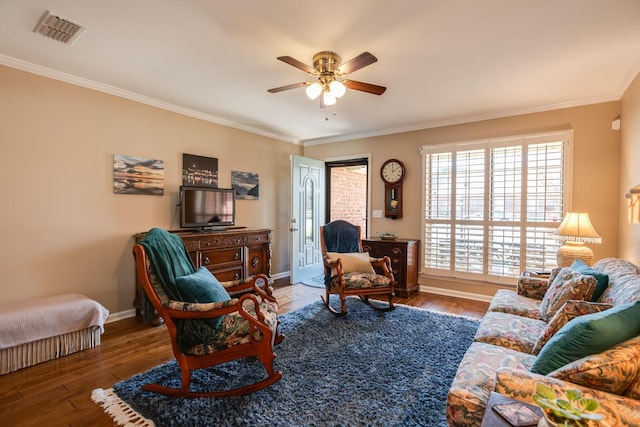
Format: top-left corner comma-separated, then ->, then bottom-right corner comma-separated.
1,1 -> 639,145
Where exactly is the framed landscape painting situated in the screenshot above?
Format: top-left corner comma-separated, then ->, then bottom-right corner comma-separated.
113,154 -> 164,195
232,170 -> 259,200
182,153 -> 218,187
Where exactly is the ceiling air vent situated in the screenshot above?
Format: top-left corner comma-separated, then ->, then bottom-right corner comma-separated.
33,10 -> 85,45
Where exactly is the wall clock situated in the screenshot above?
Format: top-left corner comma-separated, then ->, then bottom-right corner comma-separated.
380,159 -> 406,219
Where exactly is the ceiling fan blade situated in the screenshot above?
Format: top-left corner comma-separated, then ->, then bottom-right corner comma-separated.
344,80 -> 387,95
267,82 -> 307,93
337,52 -> 377,75
277,56 -> 318,75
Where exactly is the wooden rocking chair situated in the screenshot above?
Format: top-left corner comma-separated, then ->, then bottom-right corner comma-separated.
133,228 -> 283,397
320,220 -> 395,316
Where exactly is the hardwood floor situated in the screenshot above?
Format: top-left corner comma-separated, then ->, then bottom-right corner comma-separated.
0,280 -> 489,427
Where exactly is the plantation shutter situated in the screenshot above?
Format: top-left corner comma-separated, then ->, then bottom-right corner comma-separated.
422,131 -> 571,285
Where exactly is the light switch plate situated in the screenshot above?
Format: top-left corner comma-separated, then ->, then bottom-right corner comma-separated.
372,210 -> 383,218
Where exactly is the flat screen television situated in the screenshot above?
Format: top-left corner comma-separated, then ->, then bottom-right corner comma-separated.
179,186 -> 236,230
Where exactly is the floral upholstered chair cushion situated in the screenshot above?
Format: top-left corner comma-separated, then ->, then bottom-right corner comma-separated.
549,335 -> 640,395
324,252 -> 392,289
328,271 -> 392,290
182,297 -> 279,355
147,258 -> 279,355
538,268 -> 597,322
532,300 -> 613,354
446,342 -> 536,427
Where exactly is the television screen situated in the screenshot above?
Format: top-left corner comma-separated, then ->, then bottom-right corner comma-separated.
180,186 -> 235,229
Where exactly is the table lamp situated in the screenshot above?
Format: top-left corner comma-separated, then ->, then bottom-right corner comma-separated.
553,212 -> 601,267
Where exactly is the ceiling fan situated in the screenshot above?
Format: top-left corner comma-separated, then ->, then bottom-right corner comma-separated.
267,51 -> 386,107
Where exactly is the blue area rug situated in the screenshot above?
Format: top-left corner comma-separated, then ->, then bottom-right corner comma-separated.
92,297 -> 479,427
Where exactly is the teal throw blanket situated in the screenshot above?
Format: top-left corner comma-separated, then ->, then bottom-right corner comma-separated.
137,227 -> 195,306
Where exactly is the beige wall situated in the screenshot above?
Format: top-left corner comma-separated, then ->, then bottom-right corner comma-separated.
305,102 -> 622,297
620,73 -> 640,264
2,61 -> 634,310
0,65 -> 302,314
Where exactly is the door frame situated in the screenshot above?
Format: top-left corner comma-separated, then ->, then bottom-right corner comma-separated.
323,153 -> 372,238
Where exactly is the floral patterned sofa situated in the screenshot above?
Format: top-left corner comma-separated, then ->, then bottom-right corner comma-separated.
446,258 -> 640,426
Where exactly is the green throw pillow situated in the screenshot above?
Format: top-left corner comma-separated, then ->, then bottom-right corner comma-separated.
570,259 -> 610,302
531,301 -> 640,375
175,266 -> 230,329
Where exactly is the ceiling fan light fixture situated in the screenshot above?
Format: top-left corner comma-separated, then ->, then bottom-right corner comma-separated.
329,80 -> 346,98
323,91 -> 337,106
306,82 -> 322,100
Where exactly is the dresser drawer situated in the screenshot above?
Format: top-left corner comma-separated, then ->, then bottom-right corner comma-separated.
246,231 -> 270,244
208,266 -> 243,282
200,248 -> 242,266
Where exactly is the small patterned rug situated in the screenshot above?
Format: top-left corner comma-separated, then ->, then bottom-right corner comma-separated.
92,297 -> 479,427
299,275 -> 325,288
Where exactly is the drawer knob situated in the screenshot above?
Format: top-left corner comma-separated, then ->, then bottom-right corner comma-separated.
203,257 -> 210,264
251,256 -> 259,267
235,253 -> 240,260
234,273 -> 240,280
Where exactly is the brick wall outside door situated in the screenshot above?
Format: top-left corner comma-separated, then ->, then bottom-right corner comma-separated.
329,165 -> 367,238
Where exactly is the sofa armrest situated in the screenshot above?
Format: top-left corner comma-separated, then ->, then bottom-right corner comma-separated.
517,267 -> 563,299
494,368 -> 640,426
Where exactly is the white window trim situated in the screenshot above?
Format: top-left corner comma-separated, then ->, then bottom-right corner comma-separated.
420,129 -> 574,285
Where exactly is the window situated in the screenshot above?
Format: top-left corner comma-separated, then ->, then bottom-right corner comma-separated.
421,131 -> 572,285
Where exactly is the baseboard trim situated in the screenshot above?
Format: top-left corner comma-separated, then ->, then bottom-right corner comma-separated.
105,308 -> 137,323
271,271 -> 290,281
106,272 -> 293,323
419,285 -> 494,303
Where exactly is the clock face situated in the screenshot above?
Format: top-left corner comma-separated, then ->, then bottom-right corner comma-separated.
381,160 -> 405,184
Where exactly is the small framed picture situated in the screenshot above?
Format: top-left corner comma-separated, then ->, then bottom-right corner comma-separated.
492,401 -> 541,426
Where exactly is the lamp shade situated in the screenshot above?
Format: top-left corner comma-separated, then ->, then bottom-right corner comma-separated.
553,212 -> 601,243
553,212 -> 601,267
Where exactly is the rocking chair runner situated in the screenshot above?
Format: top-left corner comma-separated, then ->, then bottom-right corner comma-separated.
320,220 -> 396,315
133,228 -> 283,397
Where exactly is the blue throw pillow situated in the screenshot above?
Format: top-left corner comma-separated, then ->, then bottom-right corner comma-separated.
570,259 -> 609,301
175,267 -> 230,329
531,301 -> 640,375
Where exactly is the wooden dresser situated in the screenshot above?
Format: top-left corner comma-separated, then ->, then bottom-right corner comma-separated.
362,237 -> 419,297
133,228 -> 272,323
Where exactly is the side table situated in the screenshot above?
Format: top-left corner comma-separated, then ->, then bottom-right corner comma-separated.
481,392 -> 543,427
361,237 -> 419,297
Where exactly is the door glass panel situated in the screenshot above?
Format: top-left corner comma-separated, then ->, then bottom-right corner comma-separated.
305,178 -> 314,243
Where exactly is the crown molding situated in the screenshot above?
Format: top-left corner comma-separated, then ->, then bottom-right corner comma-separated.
0,54 -> 301,146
